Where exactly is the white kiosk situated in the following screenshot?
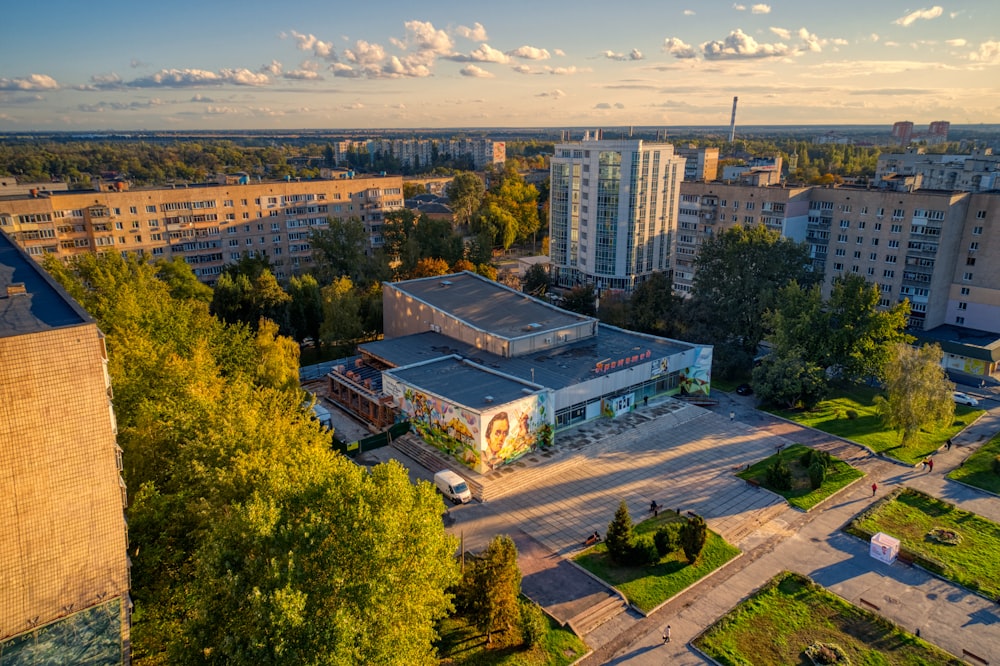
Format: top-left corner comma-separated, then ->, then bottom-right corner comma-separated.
869,532 -> 900,565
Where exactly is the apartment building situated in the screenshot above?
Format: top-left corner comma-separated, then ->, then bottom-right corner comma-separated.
549,136 -> 685,294
876,148 -> 1000,193
0,175 -> 403,282
1,233 -> 130,663
673,145 -> 719,182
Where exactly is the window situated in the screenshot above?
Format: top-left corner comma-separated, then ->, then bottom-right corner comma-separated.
837,234 -> 847,243
840,204 -> 851,212
856,236 -> 863,244
871,238 -> 879,246
867,267 -> 875,276
271,223 -> 280,231
885,255 -> 897,264
963,272 -> 973,281
853,250 -> 862,259
958,302 -> 967,310
973,226 -> 983,235
146,205 -> 156,213
745,201 -> 754,210
892,209 -> 904,219
890,224 -> 902,233
881,284 -> 892,293
115,221 -> 123,230
883,269 -> 894,278
229,239 -> 238,247
869,252 -> 878,261
860,207 -> 868,215
242,212 -> 250,219
976,210 -> 987,219
873,222 -> 881,231
877,208 -> 885,217
224,199 -> 233,207
961,287 -> 970,295
835,248 -> 846,257
744,216 -> 754,224
129,206 -> 137,214
956,316 -> 965,325
887,240 -> 899,248
131,220 -> 140,229
879,298 -> 890,307
970,242 -> 979,251
858,221 -> 865,230
840,220 -> 850,228
966,257 -> 976,266
833,262 -> 844,271
851,265 -> 859,273
113,208 -> 121,215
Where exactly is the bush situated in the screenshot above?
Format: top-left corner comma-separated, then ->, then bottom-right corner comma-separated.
845,409 -> 859,420
992,455 -> 1000,475
766,459 -> 793,491
680,515 -> 708,564
800,448 -> 814,467
808,461 -> 827,490
627,536 -> 660,566
518,599 -> 548,648
654,523 -> 682,557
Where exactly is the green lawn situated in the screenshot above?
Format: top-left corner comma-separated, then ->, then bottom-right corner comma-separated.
845,488 -> 1000,599
767,383 -> 983,465
737,443 -> 864,511
574,512 -> 740,613
695,572 -> 962,665
437,607 -> 587,666
948,432 -> 1000,495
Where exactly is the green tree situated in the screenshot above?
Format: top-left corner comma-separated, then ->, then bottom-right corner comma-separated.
461,535 -> 523,649
155,257 -> 214,303
309,217 -> 373,284
752,347 -> 828,409
680,515 -> 708,564
874,343 -> 955,446
561,284 -> 597,317
446,172 -> 485,228
605,501 -> 634,564
253,318 -> 301,392
319,276 -> 364,346
628,272 -> 686,338
522,263 -> 550,296
286,274 -> 323,343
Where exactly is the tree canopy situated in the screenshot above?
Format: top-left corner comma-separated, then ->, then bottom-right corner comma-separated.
874,343 -> 955,446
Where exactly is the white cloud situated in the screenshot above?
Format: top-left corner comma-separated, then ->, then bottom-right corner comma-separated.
512,64 -> 534,74
222,69 -> 271,86
663,37 -> 698,59
468,43 -> 510,63
884,41 -> 901,48
893,6 -> 943,27
507,45 -> 551,60
0,73 -> 59,91
751,4 -> 771,14
969,40 -> 1000,63
206,105 -> 240,115
770,27 -> 791,40
283,69 -> 323,80
630,49 -> 644,60
536,89 -> 566,98
871,33 -> 880,42
945,38 -> 967,47
703,29 -> 791,59
554,48 -> 566,57
798,28 -> 822,53
733,3 -> 746,10
460,64 -> 494,78
127,68 -> 270,88
261,60 -> 282,76
401,20 -> 454,55
455,22 -> 488,41
129,58 -> 148,69
84,72 -> 124,90
289,31 -> 335,60
329,63 -> 362,78
683,9 -> 695,16
547,65 -> 588,75
343,40 -> 386,66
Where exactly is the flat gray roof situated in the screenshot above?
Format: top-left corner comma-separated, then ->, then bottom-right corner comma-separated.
0,232 -> 90,337
387,356 -> 537,409
389,271 -> 594,339
362,323 -> 695,394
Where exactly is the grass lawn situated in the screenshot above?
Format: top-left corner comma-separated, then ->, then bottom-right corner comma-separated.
694,571 -> 962,665
846,488 -> 1000,599
712,377 -> 744,393
437,607 -> 587,666
737,443 -> 864,511
767,383 -> 984,465
948,432 -> 1000,495
573,512 -> 740,613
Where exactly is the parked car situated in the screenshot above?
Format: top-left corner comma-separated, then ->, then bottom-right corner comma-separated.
953,392 -> 979,407
736,383 -> 753,396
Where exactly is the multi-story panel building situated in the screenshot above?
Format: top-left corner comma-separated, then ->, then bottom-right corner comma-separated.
0,176 -> 403,283
1,233 -> 130,663
549,137 -> 685,294
947,193 -> 1000,332
876,148 -> 1000,192
674,145 -> 719,182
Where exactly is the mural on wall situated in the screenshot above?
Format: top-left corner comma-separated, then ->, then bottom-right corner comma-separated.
679,346 -> 713,396
385,374 -> 552,474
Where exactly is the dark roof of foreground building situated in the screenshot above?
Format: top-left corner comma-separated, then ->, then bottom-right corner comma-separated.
388,271 -> 594,340
915,324 -> 1000,363
387,356 -> 538,409
0,231 -> 90,338
362,323 -> 694,395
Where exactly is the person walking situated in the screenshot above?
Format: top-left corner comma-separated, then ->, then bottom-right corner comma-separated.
730,410 -> 735,422
662,625 -> 671,643
946,439 -> 953,451
921,459 -> 927,471
927,458 -> 934,472
871,482 -> 878,497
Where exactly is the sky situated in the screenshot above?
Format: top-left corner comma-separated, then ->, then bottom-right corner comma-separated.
1,1 -> 998,131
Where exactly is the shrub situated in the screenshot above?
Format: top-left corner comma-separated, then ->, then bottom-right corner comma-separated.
805,641 -> 850,664
845,409 -> 859,420
605,501 -> 634,564
808,461 -> 827,490
766,458 -> 793,491
628,536 -> 660,566
800,448 -> 815,467
680,515 -> 708,564
654,523 -> 682,557
992,455 -> 1000,475
518,599 -> 548,648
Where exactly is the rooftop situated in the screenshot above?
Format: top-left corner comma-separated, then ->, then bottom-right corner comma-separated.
0,232 -> 90,337
389,271 -> 594,340
387,355 -> 538,409
915,324 -> 1000,363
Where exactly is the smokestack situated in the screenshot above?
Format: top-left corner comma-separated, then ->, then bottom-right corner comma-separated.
729,96 -> 738,143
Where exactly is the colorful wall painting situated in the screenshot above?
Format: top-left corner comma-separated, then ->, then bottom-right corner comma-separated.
678,346 -> 713,396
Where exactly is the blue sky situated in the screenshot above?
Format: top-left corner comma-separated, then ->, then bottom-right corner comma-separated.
1,1 -> 998,130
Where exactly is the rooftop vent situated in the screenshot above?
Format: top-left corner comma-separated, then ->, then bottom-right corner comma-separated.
523,322 -> 543,331
440,280 -> 453,287
484,395 -> 495,403
5,283 -> 27,298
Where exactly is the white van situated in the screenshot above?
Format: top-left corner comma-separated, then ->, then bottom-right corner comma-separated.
434,469 -> 472,504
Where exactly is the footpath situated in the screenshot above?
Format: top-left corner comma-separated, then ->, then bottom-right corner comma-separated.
587,390 -> 1000,665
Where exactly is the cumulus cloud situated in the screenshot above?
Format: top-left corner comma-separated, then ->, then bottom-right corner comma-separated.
751,4 -> 771,13
79,72 -> 125,90
289,31 -> 336,60
894,6 -> 943,27
507,45 -> 551,60
770,27 -> 791,40
512,64 -> 534,74
399,20 -> 454,55
536,89 -> 566,98
455,22 -> 488,41
261,60 -> 282,76
969,40 -> 1000,63
798,28 -> 823,53
594,102 -> 625,109
945,38 -> 967,47
663,37 -> 698,59
683,9 -> 695,16
554,48 -> 566,57
343,40 -> 387,66
78,98 -> 167,112
548,66 -> 586,75
703,29 -> 790,58
733,3 -> 746,10
206,105 -> 240,115
460,64 -> 494,78
127,68 -> 270,88
0,73 -> 59,91
283,69 -> 323,80
601,48 -> 644,61
190,93 -> 215,103
871,33 -> 880,42
467,43 -> 510,63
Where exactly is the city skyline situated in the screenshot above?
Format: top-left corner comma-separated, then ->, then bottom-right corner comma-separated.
1,1 -> 999,131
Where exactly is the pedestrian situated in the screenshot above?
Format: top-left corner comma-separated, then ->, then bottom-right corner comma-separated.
662,625 -> 671,643
921,459 -> 927,471
927,458 -> 934,472
730,410 -> 735,422
946,439 -> 953,450
916,628 -> 921,638
871,482 -> 878,496
644,395 -> 649,407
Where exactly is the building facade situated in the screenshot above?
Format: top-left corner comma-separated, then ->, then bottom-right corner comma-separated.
0,176 -> 403,282
876,148 -> 999,193
675,145 -> 719,182
1,233 -> 130,663
549,137 -> 685,294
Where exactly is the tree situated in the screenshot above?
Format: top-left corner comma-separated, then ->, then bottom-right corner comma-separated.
605,501 -> 634,564
286,274 -> 322,344
155,257 -> 213,303
461,535 -> 522,649
752,347 -> 828,409
319,276 -> 364,346
522,263 -> 550,297
309,217 -> 372,284
446,172 -> 485,228
874,343 -> 955,446
680,515 -> 708,564
561,284 -> 597,317
411,257 -> 452,278
210,268 -> 290,331
689,225 -> 816,370
627,272 -> 686,338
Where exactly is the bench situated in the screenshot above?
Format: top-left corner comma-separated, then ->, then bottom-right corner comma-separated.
896,552 -> 914,566
962,648 -> 989,665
